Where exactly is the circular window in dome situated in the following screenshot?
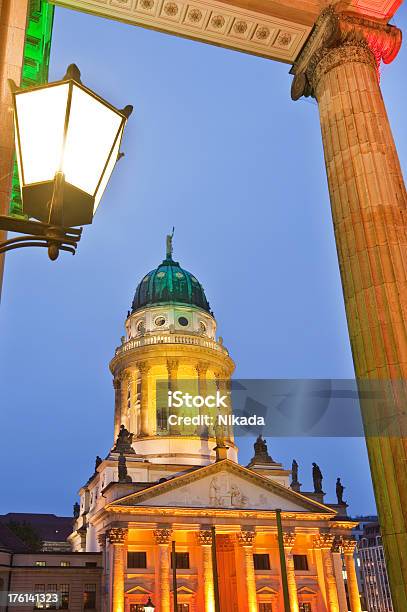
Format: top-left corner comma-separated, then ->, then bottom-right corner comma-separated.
178,316 -> 189,327
191,276 -> 198,283
136,320 -> 144,333
142,275 -> 150,283
155,316 -> 166,327
199,321 -> 207,334
156,271 -> 165,278
175,272 -> 184,279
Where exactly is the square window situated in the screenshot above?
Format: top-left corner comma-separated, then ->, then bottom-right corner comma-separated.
258,604 -> 272,612
177,605 -> 190,612
171,552 -> 190,569
127,551 -> 147,568
253,554 -> 271,570
293,555 -> 309,571
299,604 -> 312,612
60,561 -> 70,567
35,561 -> 46,567
59,585 -> 69,610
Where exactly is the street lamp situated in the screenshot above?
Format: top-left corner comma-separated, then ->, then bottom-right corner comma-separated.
0,64 -> 132,260
143,597 -> 155,612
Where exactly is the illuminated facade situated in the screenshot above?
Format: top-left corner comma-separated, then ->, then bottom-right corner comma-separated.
70,243 -> 362,612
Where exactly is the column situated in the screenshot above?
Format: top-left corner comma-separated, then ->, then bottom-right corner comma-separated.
167,359 -> 180,435
237,530 -> 257,612
343,538 -> 362,612
290,8 -> 407,609
197,529 -> 215,612
283,532 -> 299,612
196,362 -> 209,436
113,376 -> 122,441
98,533 -> 107,612
0,0 -> 29,293
331,539 -> 348,612
137,361 -> 150,436
108,528 -> 127,612
153,527 -> 172,612
129,370 -> 138,435
314,534 -> 340,612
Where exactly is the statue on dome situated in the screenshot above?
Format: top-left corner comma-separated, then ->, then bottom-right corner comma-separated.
118,452 -> 132,483
113,424 -> 135,454
312,462 -> 324,493
166,227 -> 175,259
73,502 -> 80,519
336,477 -> 345,504
95,456 -> 102,472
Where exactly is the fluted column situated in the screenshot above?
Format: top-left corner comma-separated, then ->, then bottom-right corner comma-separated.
291,8 -> 407,609
113,376 -> 122,441
331,539 -> 348,612
120,372 -> 130,431
283,532 -> 299,612
343,538 -> 362,612
154,528 -> 172,612
108,528 -> 127,612
237,530 -> 257,612
129,371 -> 138,435
196,362 -> 210,436
314,534 -> 340,612
197,529 -> 215,612
98,533 -> 107,612
167,359 -> 180,435
137,361 -> 150,436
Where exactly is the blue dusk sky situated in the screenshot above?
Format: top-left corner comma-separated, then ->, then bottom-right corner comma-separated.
1,4 -> 406,518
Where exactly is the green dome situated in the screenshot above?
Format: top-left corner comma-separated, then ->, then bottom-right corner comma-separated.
131,255 -> 211,314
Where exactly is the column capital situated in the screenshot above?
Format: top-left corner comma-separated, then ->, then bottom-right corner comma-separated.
290,6 -> 401,100
167,358 -> 179,372
342,536 -> 358,555
97,532 -> 106,549
153,527 -> 173,544
283,530 -> 296,550
196,361 -> 210,375
313,532 -> 335,550
108,527 -> 127,545
137,360 -> 150,374
196,529 -> 213,546
237,529 -> 256,547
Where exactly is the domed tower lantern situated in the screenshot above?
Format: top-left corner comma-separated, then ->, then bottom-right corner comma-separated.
109,233 -> 238,466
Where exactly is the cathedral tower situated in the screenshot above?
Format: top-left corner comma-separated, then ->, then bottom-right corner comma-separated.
109,234 -> 238,465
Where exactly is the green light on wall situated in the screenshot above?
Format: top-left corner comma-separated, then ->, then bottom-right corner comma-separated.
10,0 -> 55,218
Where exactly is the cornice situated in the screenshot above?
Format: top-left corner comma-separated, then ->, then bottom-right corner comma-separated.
106,458 -> 336,513
54,0 -> 311,63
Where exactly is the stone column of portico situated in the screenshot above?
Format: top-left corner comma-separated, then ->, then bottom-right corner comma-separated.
237,530 -> 257,612
331,538 -> 348,612
343,538 -> 362,612
153,528 -> 172,612
0,0 -> 29,294
283,532 -> 299,612
291,8 -> 407,609
197,529 -> 215,612
314,534 -> 340,612
108,528 -> 127,612
137,361 -> 150,436
98,533 -> 107,612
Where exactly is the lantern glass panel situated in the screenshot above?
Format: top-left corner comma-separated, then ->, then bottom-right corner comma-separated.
93,124 -> 123,213
63,84 -> 123,196
15,83 -> 69,185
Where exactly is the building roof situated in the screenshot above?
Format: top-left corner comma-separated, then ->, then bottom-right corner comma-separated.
0,523 -> 30,553
0,513 -> 73,543
131,254 -> 211,314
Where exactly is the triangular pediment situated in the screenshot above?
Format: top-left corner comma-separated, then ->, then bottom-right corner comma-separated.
257,586 -> 279,595
126,586 -> 151,595
108,460 -> 334,514
298,586 -> 318,595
